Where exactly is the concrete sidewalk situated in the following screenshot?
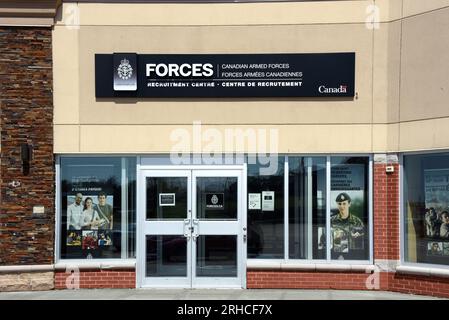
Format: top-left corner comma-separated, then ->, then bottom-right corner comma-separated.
0,289 -> 444,300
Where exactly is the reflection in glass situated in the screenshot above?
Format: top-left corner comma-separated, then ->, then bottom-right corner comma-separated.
196,235 -> 237,277
146,177 -> 187,220
126,158 -> 137,258
146,235 -> 187,277
289,157 -> 327,259
247,157 -> 285,259
330,157 -> 369,261
196,177 -> 238,220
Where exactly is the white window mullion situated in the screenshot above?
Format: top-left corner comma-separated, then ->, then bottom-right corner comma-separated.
121,158 -> 128,259
284,156 -> 289,260
369,156 -> 374,264
307,157 -> 313,260
326,156 -> 331,262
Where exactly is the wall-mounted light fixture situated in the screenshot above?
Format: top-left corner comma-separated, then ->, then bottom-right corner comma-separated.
21,143 -> 33,175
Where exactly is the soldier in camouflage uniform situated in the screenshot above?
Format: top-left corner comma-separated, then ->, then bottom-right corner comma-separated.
331,192 -> 364,253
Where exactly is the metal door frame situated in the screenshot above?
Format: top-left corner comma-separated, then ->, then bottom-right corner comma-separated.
136,164 -> 247,289
192,169 -> 243,288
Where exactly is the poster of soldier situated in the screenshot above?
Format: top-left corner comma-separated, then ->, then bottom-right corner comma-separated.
330,164 -> 366,256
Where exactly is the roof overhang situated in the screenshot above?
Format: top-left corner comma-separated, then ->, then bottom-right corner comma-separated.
0,0 -> 62,27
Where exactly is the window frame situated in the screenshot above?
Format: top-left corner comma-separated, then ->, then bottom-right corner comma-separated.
248,153 -> 373,265
400,150 -> 449,270
55,154 -> 138,264
56,153 -> 373,265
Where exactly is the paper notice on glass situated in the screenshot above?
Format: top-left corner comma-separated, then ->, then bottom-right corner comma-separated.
248,193 -> 261,210
159,193 -> 175,206
262,191 -> 275,211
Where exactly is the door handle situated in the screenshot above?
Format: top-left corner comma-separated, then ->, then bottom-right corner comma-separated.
184,226 -> 194,240
192,224 -> 199,241
184,219 -> 192,239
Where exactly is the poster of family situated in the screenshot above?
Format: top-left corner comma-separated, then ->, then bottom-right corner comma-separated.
66,192 -> 114,248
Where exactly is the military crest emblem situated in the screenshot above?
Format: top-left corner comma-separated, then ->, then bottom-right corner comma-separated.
117,58 -> 133,80
211,194 -> 219,205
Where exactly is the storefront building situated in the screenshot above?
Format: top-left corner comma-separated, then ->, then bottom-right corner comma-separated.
2,0 -> 449,297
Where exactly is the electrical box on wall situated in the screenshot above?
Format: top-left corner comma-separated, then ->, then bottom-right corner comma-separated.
33,206 -> 45,214
386,166 -> 395,173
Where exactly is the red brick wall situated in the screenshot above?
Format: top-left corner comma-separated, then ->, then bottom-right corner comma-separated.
246,158 -> 449,298
55,269 -> 136,289
374,162 -> 400,260
387,273 -> 449,298
0,27 -> 54,265
247,271 -> 371,290
247,271 -> 449,298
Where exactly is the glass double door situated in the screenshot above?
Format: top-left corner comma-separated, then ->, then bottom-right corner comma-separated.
140,169 -> 244,288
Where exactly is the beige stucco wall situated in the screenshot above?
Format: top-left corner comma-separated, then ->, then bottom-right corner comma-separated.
53,0 -> 449,154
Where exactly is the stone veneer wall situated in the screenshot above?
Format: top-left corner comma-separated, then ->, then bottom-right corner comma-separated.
0,272 -> 54,292
0,27 -> 54,290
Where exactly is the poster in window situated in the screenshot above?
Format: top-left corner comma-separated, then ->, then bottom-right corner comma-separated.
205,193 -> 224,209
262,191 -> 275,211
98,230 -> 113,247
67,195 -> 114,231
67,231 -> 82,246
424,169 -> 449,239
331,228 -> 348,253
427,241 -> 443,256
159,193 -> 176,206
330,164 -> 366,255
248,193 -> 261,210
444,243 -> 449,256
82,230 -> 98,250
61,160 -> 120,259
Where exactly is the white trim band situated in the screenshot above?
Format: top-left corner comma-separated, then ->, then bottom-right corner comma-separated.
396,265 -> 449,278
247,261 -> 376,273
54,260 -> 136,271
0,261 -> 137,273
0,265 -> 55,273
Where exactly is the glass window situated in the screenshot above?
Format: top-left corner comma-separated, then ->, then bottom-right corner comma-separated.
289,157 -> 327,260
196,177 -> 238,220
60,157 -> 136,259
146,177 -> 188,220
404,152 -> 449,266
196,235 -> 237,277
247,157 -> 284,259
146,235 -> 187,277
330,157 -> 370,261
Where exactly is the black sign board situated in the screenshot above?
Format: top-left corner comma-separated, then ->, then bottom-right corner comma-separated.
206,193 -> 224,209
95,53 -> 355,98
